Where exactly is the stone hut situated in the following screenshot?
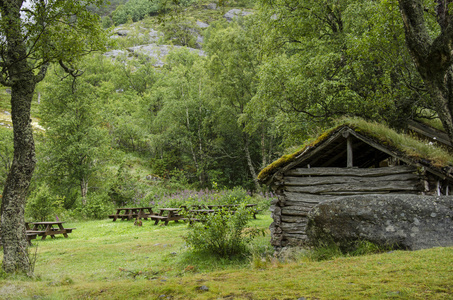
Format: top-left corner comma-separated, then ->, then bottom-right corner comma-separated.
258,120 -> 453,249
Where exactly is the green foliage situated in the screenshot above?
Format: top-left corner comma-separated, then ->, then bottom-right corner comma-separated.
25,184 -> 64,222
183,206 -> 264,258
149,186 -> 256,209
108,161 -> 147,207
38,64 -> 112,203
112,0 -> 162,25
78,193 -> 114,220
159,18 -> 198,48
3,0 -> 108,69
307,239 -> 393,262
101,16 -> 114,28
307,241 -> 344,262
248,0 -> 430,146
87,0 -> 128,17
217,186 -> 251,205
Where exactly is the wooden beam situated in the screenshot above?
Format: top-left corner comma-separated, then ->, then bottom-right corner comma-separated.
285,165 -> 417,176
284,173 -> 420,186
347,135 -> 353,167
285,181 -> 420,193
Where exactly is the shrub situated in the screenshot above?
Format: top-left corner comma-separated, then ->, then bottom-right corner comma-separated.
183,206 -> 264,258
79,193 -> 114,219
26,184 -> 64,221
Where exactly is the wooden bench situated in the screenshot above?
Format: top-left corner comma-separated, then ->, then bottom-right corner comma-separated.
109,207 -> 155,221
27,230 -> 46,236
26,232 -> 38,245
109,213 -> 140,221
151,208 -> 183,225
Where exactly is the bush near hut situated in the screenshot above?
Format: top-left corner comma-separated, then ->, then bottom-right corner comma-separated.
183,205 -> 265,258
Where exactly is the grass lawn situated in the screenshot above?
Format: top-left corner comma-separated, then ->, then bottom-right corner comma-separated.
1,214 -> 452,299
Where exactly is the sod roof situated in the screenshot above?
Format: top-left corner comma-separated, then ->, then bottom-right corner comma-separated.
258,118 -> 453,185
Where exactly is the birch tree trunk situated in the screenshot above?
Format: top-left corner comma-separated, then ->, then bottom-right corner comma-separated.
81,178 -> 88,205
243,133 -> 261,191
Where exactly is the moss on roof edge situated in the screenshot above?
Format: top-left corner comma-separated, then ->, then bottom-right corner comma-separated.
257,124 -> 344,182
257,118 -> 453,183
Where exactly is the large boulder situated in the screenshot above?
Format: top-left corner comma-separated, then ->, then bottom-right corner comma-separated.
306,195 -> 453,250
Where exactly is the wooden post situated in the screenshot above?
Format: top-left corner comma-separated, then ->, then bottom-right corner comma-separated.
436,180 -> 441,196
342,131 -> 353,168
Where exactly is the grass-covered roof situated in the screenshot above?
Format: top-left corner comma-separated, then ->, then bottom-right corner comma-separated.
258,118 -> 453,184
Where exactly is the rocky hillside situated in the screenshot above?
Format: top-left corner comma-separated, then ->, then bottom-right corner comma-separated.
104,5 -> 255,65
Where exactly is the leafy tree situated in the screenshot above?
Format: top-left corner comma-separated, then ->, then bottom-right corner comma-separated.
159,17 -> 199,48
252,0 -> 429,144
204,19 -> 269,190
151,49 -> 218,186
25,184 -> 64,222
112,0 -> 161,25
38,65 -> 112,207
102,53 -> 160,153
0,0 -> 106,275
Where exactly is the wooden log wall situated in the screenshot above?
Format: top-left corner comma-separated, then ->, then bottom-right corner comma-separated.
270,165 -> 421,248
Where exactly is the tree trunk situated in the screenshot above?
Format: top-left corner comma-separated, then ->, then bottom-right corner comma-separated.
243,133 -> 261,191
398,0 -> 453,143
261,124 -> 267,170
0,0 -> 39,275
81,178 -> 88,205
1,78 -> 37,275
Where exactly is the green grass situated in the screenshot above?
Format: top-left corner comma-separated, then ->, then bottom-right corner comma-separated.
1,214 -> 453,299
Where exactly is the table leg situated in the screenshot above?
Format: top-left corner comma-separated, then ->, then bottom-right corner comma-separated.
58,223 -> 69,238
154,210 -> 164,225
165,211 -> 173,226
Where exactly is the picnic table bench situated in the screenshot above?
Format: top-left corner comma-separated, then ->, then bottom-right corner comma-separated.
25,221 -> 75,241
108,207 -> 155,221
26,232 -> 38,245
151,208 -> 183,225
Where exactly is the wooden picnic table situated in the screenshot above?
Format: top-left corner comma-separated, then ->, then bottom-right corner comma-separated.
151,208 -> 183,225
25,221 -> 75,240
108,207 -> 155,221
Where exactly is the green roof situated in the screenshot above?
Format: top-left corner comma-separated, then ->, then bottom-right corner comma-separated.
258,118 -> 453,183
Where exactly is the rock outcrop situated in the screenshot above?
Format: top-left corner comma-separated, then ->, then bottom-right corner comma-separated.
223,9 -> 253,22
306,195 -> 453,250
104,44 -> 205,66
